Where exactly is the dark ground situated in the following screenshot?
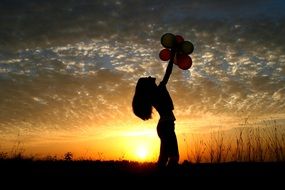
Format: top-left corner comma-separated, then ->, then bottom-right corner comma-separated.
1,160 -> 284,187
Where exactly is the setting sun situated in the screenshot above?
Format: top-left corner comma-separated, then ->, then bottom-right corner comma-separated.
136,145 -> 148,160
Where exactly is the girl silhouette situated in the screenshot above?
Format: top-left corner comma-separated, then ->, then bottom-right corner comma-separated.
132,50 -> 179,168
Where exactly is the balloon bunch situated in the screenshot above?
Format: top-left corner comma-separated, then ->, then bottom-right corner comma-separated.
159,33 -> 194,70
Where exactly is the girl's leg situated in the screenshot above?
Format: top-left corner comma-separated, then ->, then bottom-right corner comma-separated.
166,126 -> 179,167
157,138 -> 168,168
157,121 -> 168,168
168,156 -> 179,167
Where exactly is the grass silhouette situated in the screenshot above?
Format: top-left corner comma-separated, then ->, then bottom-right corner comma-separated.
0,157 -> 284,184
183,119 -> 285,163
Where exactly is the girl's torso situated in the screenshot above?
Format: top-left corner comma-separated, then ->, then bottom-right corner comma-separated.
153,83 -> 176,121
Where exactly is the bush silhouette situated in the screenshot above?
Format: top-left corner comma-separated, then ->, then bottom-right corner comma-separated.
64,152 -> 73,161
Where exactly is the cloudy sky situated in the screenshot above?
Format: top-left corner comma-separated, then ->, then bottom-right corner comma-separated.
0,0 -> 284,161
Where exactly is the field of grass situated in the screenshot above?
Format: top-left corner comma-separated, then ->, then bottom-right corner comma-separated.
1,158 -> 284,180
183,119 -> 285,163
0,158 -> 284,190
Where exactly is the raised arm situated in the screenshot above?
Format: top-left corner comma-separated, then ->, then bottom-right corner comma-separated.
160,50 -> 175,86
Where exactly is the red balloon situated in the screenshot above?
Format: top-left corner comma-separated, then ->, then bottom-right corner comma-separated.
175,35 -> 184,45
176,53 -> 192,70
159,48 -> 171,61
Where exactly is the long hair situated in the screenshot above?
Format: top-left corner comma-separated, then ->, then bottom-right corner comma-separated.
132,77 -> 156,120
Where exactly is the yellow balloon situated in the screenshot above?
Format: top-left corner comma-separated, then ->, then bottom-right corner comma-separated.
161,33 -> 176,48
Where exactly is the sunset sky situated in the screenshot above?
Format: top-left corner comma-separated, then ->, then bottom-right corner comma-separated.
0,0 -> 284,162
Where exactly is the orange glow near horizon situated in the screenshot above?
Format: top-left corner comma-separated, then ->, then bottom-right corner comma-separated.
1,115 -> 285,163
1,112 -> 285,163
0,120 -> 162,162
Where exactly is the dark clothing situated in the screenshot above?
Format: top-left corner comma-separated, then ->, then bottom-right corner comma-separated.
153,83 -> 176,121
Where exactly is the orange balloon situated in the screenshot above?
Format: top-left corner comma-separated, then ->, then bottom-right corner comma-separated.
159,48 -> 171,61
176,53 -> 192,70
